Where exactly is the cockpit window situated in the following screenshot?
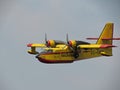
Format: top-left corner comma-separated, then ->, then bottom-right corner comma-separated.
39,48 -> 53,53
38,48 -> 47,53
47,49 -> 53,52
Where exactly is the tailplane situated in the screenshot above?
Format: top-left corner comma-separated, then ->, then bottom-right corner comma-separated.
87,23 -> 120,56
97,23 -> 113,56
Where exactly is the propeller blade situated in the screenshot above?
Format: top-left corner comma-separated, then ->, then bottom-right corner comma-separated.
66,33 -> 69,44
65,33 -> 74,51
45,33 -> 47,43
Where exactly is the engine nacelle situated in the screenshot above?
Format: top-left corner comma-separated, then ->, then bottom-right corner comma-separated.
46,40 -> 55,47
68,40 -> 77,47
46,40 -> 65,47
68,40 -> 90,48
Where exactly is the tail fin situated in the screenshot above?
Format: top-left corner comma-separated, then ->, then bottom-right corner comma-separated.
87,23 -> 120,56
96,23 -> 113,44
97,23 -> 113,56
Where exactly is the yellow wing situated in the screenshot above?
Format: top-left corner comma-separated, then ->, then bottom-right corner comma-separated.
78,44 -> 101,48
27,43 -> 46,54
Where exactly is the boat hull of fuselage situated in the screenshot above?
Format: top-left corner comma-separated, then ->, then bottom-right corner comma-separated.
36,52 -> 75,63
36,51 -> 102,63
37,57 -> 74,63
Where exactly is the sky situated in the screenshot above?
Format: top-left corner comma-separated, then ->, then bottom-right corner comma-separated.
0,0 -> 120,90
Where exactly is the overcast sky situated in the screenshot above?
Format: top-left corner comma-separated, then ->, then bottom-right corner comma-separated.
0,0 -> 120,90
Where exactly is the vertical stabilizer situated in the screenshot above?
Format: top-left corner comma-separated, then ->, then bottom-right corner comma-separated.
96,23 -> 113,44
97,23 -> 114,56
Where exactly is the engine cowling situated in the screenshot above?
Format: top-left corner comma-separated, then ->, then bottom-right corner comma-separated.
46,40 -> 65,47
68,40 -> 77,47
68,40 -> 90,48
46,40 -> 55,47
68,40 -> 90,58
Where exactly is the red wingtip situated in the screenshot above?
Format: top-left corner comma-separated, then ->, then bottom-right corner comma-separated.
27,43 -> 32,47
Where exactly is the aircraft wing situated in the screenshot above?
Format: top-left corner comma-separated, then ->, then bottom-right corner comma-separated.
27,43 -> 46,54
27,43 -> 46,48
78,44 -> 116,49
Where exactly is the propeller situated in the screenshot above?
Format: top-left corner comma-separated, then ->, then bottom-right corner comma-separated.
45,33 -> 47,44
62,34 -> 79,58
67,34 -> 79,58
45,33 -> 50,47
66,34 -> 75,51
66,33 -> 69,44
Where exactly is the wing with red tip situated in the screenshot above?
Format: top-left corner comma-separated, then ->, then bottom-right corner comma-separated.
27,43 -> 46,54
27,43 -> 46,48
100,44 -> 117,48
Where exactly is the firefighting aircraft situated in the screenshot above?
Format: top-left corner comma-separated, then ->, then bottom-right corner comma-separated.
27,23 -> 120,64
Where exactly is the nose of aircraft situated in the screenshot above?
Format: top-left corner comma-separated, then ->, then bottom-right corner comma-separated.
35,53 -> 46,63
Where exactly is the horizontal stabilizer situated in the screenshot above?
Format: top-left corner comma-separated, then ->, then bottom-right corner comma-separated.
86,38 -> 120,40
100,44 -> 117,48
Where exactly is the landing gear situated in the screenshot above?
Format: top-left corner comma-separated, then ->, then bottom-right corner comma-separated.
73,52 -> 79,58
73,47 -> 79,58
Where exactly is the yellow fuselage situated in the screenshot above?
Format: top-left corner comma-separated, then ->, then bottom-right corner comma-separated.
36,45 -> 112,63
